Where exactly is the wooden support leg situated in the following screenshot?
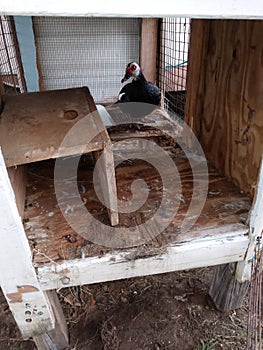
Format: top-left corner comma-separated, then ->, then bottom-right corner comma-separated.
93,143 -> 119,226
33,290 -> 69,350
0,150 -> 55,338
209,263 -> 249,312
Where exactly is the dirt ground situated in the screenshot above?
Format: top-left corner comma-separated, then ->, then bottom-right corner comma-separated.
0,266 -> 251,350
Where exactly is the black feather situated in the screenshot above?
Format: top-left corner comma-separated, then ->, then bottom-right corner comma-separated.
116,66 -> 161,119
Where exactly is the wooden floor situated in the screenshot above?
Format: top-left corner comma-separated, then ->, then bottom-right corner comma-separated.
23,130 -> 251,265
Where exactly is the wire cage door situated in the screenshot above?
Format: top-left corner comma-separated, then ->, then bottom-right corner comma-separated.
158,18 -> 190,118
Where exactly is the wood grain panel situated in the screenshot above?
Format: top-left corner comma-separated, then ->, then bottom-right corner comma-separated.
24,145 -> 250,264
185,19 -> 210,139
0,87 -> 106,167
199,20 -> 263,196
140,18 -> 159,83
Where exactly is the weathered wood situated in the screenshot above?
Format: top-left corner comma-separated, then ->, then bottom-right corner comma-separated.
209,263 -> 249,311
0,149 -> 54,338
140,18 -> 159,83
38,231 -> 249,291
33,290 -> 69,350
184,19 -> 210,138
0,87 -> 106,167
236,156 -> 263,282
199,20 -> 263,197
93,145 -> 119,226
24,143 -> 250,264
7,165 -> 27,218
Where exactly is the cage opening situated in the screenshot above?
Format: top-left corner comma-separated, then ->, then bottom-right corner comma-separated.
158,18 -> 190,119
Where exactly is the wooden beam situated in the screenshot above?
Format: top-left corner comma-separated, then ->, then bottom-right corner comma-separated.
2,1 -> 263,19
0,148 -> 54,338
209,154 -> 263,311
37,230 -> 249,291
236,155 -> 263,282
93,144 -> 119,226
140,18 -> 159,83
184,19 -> 210,138
209,263 -> 249,311
33,291 -> 69,350
7,165 -> 27,219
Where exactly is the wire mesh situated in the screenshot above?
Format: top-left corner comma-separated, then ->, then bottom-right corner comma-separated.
0,15 -> 26,93
158,18 -> 190,118
33,17 -> 140,103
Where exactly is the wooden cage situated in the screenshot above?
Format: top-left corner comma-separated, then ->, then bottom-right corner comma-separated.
0,3 -> 262,349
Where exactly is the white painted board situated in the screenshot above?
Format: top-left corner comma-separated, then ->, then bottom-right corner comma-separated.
1,0 -> 263,19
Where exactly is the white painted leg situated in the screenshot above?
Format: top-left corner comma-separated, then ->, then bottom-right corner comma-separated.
0,148 -> 55,338
236,156 -> 263,282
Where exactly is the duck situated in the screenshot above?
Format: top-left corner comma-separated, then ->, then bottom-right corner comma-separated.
115,62 -> 161,120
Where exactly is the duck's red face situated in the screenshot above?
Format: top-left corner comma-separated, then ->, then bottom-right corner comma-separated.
121,63 -> 139,83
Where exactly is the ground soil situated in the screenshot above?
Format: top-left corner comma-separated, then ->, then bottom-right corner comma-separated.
0,267 -> 251,350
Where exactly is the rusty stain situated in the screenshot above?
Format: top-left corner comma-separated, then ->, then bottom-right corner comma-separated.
64,110 -> 78,120
7,285 -> 39,303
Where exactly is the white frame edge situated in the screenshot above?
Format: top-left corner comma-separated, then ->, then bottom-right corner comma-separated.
1,0 -> 263,19
38,231 -> 249,291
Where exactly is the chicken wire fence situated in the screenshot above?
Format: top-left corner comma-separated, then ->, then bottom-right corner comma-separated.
158,18 -> 190,118
33,17 -> 140,103
0,15 -> 26,94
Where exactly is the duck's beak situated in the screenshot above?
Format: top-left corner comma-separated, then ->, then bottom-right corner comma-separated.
121,71 -> 131,83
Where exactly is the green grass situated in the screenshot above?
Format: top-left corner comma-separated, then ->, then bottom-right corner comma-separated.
198,339 -> 218,350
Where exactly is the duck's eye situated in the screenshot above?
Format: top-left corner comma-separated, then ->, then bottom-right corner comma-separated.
131,64 -> 137,71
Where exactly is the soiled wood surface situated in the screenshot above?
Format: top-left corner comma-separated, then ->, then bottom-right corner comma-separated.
24,143 -> 251,264
0,87 -> 108,167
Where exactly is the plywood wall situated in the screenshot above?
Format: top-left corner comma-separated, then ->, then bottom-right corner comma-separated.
186,20 -> 263,197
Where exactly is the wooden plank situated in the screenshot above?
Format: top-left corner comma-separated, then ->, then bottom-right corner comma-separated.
3,1 -> 263,19
0,148 -> 54,338
199,20 -> 263,197
209,263 -> 249,311
184,20 -> 210,138
93,145 -> 119,226
140,18 -> 159,83
37,231 -> 249,291
236,156 -> 263,282
0,87 -> 108,166
23,146 -> 251,264
7,165 -> 27,218
33,290 -> 69,350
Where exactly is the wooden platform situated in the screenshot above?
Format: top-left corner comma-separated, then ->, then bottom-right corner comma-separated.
22,128 -> 251,290
0,87 -> 108,167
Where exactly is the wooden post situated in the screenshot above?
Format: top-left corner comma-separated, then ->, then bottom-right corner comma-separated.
184,19 -> 210,138
236,156 -> 263,282
140,18 -> 159,83
0,148 -> 55,338
210,155 -> 263,311
93,143 -> 119,226
33,291 -> 69,350
209,263 -> 249,311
